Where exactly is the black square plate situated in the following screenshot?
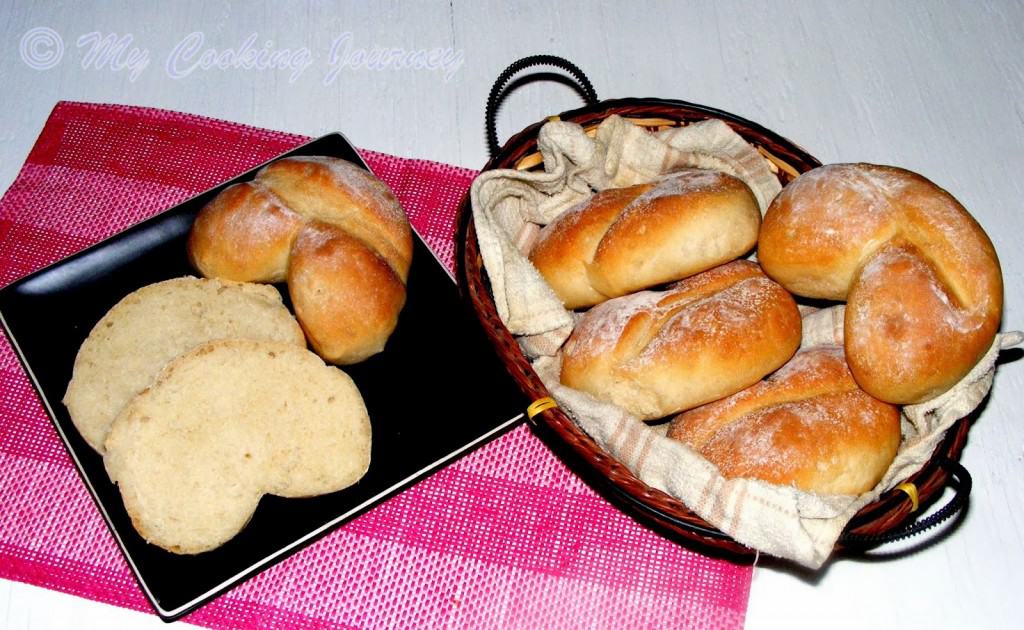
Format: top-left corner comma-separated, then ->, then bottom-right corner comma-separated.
0,133 -> 526,621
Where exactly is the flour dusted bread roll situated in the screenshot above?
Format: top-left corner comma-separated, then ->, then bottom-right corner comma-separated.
63,277 -> 305,453
188,156 -> 413,364
560,260 -> 801,419
287,221 -> 409,364
104,339 -> 372,554
758,163 -> 1003,404
668,346 -> 900,495
529,169 -> 761,309
186,181 -> 304,282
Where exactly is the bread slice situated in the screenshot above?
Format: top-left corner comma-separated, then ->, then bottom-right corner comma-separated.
63,277 -> 305,452
103,339 -> 371,554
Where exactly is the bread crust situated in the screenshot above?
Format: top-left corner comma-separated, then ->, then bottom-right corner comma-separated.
529,169 -> 761,309
758,163 -> 1002,403
668,346 -> 901,496
529,184 -> 650,308
256,157 -> 412,279
186,182 -> 303,282
187,156 -> 413,364
288,222 -> 407,364
560,260 -> 801,419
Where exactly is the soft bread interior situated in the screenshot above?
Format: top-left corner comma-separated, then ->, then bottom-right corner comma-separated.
103,339 -> 371,554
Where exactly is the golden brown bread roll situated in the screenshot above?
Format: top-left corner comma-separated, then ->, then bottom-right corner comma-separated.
287,221 -> 408,363
560,260 -> 801,420
667,346 -> 901,496
186,182 -> 304,283
529,169 -> 761,309
256,157 -> 412,277
758,163 -> 1002,404
188,157 -> 413,364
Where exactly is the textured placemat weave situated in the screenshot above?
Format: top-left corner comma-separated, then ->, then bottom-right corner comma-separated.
0,101 -> 751,629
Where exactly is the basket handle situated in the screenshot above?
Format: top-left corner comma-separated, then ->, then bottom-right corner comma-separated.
485,55 -> 599,158
840,457 -> 972,548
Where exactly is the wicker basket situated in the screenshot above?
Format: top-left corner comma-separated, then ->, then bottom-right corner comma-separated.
455,93 -> 973,560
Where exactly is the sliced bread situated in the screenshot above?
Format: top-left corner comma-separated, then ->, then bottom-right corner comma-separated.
103,339 -> 372,554
63,277 -> 305,452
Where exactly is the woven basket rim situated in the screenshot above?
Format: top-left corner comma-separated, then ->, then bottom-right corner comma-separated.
454,96 -> 970,558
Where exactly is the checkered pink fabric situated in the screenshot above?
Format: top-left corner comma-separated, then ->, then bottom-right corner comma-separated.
0,102 -> 751,629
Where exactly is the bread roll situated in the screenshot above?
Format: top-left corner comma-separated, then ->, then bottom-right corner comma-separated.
529,169 -> 761,309
63,277 -> 305,453
668,346 -> 900,496
186,182 -> 303,283
104,339 -> 372,554
560,260 -> 801,419
758,163 -> 1003,404
188,156 -> 413,364
288,222 -> 407,363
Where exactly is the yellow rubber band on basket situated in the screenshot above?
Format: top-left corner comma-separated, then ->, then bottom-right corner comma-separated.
896,482 -> 920,512
526,397 -> 558,421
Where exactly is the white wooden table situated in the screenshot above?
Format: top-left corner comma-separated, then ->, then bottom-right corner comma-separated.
1,1 -> 1021,628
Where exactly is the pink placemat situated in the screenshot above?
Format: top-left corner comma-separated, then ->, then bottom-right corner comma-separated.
0,101 -> 751,629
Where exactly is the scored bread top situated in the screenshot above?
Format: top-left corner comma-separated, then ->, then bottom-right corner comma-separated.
288,221 -> 408,363
758,163 -> 1002,403
186,156 -> 414,365
668,346 -> 901,495
255,157 -> 413,280
185,182 -> 304,283
529,169 -> 761,309
589,169 -> 761,297
103,339 -> 372,555
63,277 -> 305,453
188,157 -> 413,284
560,260 -> 801,420
529,183 -> 653,308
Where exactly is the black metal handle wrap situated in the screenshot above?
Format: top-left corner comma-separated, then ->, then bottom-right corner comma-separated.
485,55 -> 599,158
840,458 -> 972,547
